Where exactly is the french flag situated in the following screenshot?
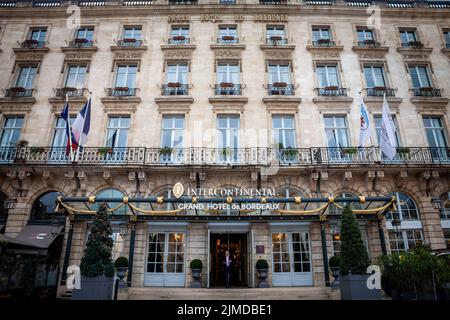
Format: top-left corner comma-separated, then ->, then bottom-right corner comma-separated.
71,98 -> 91,153
60,102 -> 76,158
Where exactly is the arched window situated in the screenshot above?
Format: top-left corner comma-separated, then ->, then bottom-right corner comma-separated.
154,188 -> 175,212
328,192 -> 362,215
95,188 -> 127,215
276,187 -> 304,211
30,191 -> 62,221
387,192 -> 419,220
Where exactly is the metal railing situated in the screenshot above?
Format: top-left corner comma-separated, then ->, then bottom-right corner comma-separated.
19,40 -> 47,49
260,0 -> 288,4
54,87 -> 87,98
401,41 -> 424,49
68,39 -> 95,48
116,39 -> 144,47
312,39 -> 336,47
106,87 -> 137,97
2,146 -> 448,167
4,88 -> 35,98
162,83 -> 189,95
217,36 -> 239,44
412,88 -> 442,97
267,83 -> 295,96
215,83 -> 242,95
316,87 -> 347,96
169,0 -> 197,4
265,37 -> 289,45
356,40 -> 382,48
365,87 -> 396,97
168,36 -> 190,45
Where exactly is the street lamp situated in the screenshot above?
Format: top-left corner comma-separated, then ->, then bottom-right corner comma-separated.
431,197 -> 443,210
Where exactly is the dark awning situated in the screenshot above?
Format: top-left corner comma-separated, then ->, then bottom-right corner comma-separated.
0,225 -> 63,249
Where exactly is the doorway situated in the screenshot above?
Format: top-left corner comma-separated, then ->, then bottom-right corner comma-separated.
210,233 -> 248,287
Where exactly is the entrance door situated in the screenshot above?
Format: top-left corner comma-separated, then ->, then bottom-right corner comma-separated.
210,233 -> 247,287
144,232 -> 185,287
271,231 -> 313,286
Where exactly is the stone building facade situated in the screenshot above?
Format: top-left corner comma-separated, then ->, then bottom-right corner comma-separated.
0,0 -> 449,296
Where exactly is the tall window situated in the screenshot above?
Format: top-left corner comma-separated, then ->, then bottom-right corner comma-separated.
387,192 -> 419,220
65,65 -> 86,88
312,27 -> 331,42
123,26 -> 142,40
423,117 -> 448,148
271,232 -> 311,273
217,115 -> 240,151
316,65 -> 340,88
106,116 -> 130,148
389,230 -> 424,254
30,191 -> 62,220
217,63 -> 239,84
161,115 -> 184,149
114,65 -> 137,88
324,115 -> 349,148
170,26 -> 190,44
166,63 -> 188,84
268,64 -> 291,84
357,28 -> 374,42
399,29 -> 418,47
444,30 -> 450,48
266,25 -> 286,44
16,66 -> 37,89
52,116 -> 75,148
218,25 -> 238,43
0,117 -> 23,147
75,27 -> 94,41
272,115 -> 296,149
374,115 -> 401,147
409,66 -> 432,88
28,27 -> 47,42
364,66 -> 386,88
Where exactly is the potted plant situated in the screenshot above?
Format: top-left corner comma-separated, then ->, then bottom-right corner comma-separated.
72,203 -> 115,300
159,147 -> 173,156
14,140 -> 28,163
329,255 -> 341,287
172,35 -> 186,41
317,38 -> 331,44
190,259 -> 203,288
397,147 -> 410,155
339,206 -> 380,300
325,85 -> 339,91
167,82 -> 182,88
98,147 -> 112,157
114,256 -> 128,288
219,82 -> 234,88
221,147 -> 233,158
269,35 -> 283,42
272,82 -> 287,88
280,147 -> 298,159
363,39 -> 376,46
30,146 -> 45,157
221,35 -> 235,41
341,147 -> 357,156
408,41 -> 423,49
256,259 -> 269,288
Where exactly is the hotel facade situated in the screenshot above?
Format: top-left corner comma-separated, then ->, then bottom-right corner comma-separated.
0,0 -> 449,297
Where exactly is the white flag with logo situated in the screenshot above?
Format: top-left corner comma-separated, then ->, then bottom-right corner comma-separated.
358,95 -> 371,147
379,95 -> 397,159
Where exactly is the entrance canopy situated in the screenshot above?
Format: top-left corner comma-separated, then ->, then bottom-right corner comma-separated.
0,225 -> 63,249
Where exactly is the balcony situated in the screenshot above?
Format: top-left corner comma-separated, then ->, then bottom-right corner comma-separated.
168,36 -> 190,45
116,38 -> 144,47
401,41 -> 424,49
356,40 -> 382,48
215,83 -> 242,95
217,36 -> 239,45
68,38 -> 95,48
162,83 -> 189,95
365,87 -> 396,97
19,39 -> 47,49
219,0 -> 235,3
1,146 -> 448,167
412,87 -> 442,97
106,87 -> 137,97
3,87 -> 35,98
266,36 -> 289,46
54,87 -> 87,98
267,83 -> 295,96
168,0 -> 197,4
259,0 -> 288,4
316,86 -> 347,96
312,39 -> 336,47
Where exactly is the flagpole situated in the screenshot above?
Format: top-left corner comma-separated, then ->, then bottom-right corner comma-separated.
66,93 -> 74,162
75,92 -> 91,162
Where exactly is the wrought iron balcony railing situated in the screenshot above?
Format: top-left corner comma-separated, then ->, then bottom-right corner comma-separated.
162,83 -> 189,95
401,41 -> 424,49
316,87 -> 347,96
312,39 -> 336,47
117,39 -> 143,47
68,39 -> 95,48
3,87 -> 35,98
412,87 -> 442,97
215,83 -> 242,95
365,87 -> 396,97
217,36 -> 239,44
106,87 -> 137,97
19,40 -> 47,49
54,87 -> 87,98
168,36 -> 190,45
357,40 -> 382,48
260,0 -> 288,4
266,37 -> 289,45
267,83 -> 295,96
219,0 -> 236,4
169,0 -> 197,4
2,146 -> 448,167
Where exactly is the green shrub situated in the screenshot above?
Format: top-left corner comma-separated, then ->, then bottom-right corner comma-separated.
190,259 -> 203,269
114,256 -> 129,268
256,259 -> 269,269
329,255 -> 341,268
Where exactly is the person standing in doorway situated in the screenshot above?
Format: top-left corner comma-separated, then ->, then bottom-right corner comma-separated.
223,250 -> 232,288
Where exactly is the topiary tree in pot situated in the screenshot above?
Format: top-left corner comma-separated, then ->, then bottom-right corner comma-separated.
72,203 -> 115,300
190,259 -> 203,288
339,205 -> 380,300
256,259 -> 269,288
114,257 -> 129,289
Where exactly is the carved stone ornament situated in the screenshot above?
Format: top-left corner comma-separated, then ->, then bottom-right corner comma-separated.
161,47 -> 195,60
214,49 -> 242,59
64,52 -> 93,61
15,52 -> 45,61
263,49 -> 292,60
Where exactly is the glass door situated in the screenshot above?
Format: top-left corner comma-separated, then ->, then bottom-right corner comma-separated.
145,232 -> 185,287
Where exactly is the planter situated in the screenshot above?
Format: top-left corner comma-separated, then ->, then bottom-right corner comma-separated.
172,36 -> 186,41
219,82 -> 234,88
317,38 -> 331,44
123,38 -> 137,43
257,268 -> 269,288
72,275 -> 114,300
325,86 -> 339,91
191,268 -> 202,288
221,36 -> 235,41
167,82 -> 182,88
272,82 -> 287,88
115,267 -> 128,289
270,36 -> 282,41
340,274 -> 381,300
330,266 -> 341,288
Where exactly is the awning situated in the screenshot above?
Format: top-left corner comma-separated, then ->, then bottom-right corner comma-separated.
0,225 -> 63,249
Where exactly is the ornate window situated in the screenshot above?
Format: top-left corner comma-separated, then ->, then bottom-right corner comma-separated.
386,192 -> 419,220
30,191 -> 63,221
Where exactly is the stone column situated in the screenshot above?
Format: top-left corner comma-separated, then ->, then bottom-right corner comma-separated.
419,196 -> 446,250
186,222 -> 208,287
131,222 -> 146,288
251,222 -> 271,288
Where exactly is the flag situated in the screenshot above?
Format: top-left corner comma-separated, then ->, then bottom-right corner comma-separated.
60,102 -> 76,158
379,94 -> 397,159
358,95 -> 371,147
72,98 -> 91,152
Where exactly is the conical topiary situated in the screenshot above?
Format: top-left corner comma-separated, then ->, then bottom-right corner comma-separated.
79,202 -> 115,277
339,205 -> 370,275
